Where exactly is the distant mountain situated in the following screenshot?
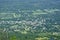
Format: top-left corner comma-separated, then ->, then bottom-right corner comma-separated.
0,0 -> 60,12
